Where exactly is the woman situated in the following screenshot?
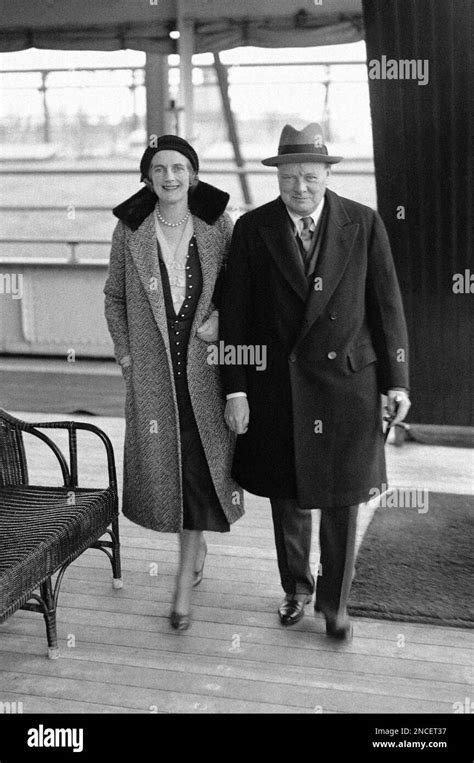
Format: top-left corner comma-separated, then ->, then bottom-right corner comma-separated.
104,134 -> 244,630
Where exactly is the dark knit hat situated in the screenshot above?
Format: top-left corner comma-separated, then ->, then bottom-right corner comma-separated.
140,135 -> 199,180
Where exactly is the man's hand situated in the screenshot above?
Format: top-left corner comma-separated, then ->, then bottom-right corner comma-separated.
386,389 -> 411,426
225,397 -> 250,434
197,311 -> 219,342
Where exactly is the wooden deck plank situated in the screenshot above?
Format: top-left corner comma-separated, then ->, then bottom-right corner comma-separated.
1,633 -> 469,706
0,653 -> 353,713
30,591 -> 472,667
0,652 -> 463,715
3,613 -> 470,686
0,690 -> 141,714
12,562 -> 464,661
57,574 -> 474,642
0,668 -> 309,715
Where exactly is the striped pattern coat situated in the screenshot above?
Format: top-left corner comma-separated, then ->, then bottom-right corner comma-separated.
104,210 -> 244,532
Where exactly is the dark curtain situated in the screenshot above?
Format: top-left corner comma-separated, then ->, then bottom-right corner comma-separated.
362,0 -> 473,425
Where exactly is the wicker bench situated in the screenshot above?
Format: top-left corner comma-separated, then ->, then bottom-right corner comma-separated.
0,408 -> 122,659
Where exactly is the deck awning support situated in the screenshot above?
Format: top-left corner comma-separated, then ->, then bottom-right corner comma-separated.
177,0 -> 194,140
214,51 -> 252,208
145,53 -> 170,143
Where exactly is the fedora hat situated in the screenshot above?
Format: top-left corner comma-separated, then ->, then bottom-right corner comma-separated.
261,123 -> 343,166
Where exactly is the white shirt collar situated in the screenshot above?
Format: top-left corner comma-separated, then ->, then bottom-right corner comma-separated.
285,196 -> 325,232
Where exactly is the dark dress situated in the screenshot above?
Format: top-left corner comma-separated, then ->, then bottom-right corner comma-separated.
158,236 -> 230,532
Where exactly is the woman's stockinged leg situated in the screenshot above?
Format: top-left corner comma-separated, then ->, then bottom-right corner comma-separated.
194,533 -> 207,587
173,529 -> 203,617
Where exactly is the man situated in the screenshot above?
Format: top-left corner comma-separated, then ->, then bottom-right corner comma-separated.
219,123 -> 410,641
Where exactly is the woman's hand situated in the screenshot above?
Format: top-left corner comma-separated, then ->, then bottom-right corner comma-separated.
119,355 -> 132,370
197,311 -> 219,342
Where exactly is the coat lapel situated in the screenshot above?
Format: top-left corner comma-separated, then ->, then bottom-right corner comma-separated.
295,190 -> 360,347
129,213 -> 221,346
128,213 -> 170,348
258,199 -> 308,302
191,216 -> 221,336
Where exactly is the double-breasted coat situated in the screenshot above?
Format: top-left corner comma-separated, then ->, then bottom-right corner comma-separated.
104,185 -> 244,532
220,189 -> 409,509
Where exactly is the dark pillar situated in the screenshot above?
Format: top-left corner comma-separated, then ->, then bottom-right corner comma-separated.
362,0 -> 473,425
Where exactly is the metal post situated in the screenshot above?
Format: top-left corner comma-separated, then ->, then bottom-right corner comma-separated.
130,68 -> 139,131
169,99 -> 183,136
322,64 -> 332,142
40,71 -> 50,144
213,52 -> 252,208
145,54 -> 169,144
177,0 -> 194,140
67,242 -> 78,264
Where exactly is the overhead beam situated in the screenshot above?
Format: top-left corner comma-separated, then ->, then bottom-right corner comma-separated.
0,1 -> 360,29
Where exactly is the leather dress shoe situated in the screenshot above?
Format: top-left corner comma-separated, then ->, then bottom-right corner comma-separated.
278,594 -> 312,626
170,610 -> 191,631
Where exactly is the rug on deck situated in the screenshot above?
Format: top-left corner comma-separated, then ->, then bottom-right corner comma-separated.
348,491 -> 474,628
405,425 -> 474,448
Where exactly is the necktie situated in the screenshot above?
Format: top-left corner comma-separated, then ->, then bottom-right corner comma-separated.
299,216 -> 314,253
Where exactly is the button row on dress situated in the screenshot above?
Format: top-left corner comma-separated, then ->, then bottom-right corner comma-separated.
174,246 -> 194,379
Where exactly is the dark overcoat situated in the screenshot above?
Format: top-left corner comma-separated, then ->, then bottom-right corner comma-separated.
104,184 -> 244,532
220,189 -> 409,509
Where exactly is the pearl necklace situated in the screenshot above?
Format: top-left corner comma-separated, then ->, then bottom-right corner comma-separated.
156,206 -> 191,227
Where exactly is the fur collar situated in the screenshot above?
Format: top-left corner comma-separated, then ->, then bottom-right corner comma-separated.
113,180 -> 230,231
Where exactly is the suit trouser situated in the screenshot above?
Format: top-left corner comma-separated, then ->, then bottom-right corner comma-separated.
270,498 -> 359,621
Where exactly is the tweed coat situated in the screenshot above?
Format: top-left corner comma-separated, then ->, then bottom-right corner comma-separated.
104,200 -> 244,532
220,190 -> 409,509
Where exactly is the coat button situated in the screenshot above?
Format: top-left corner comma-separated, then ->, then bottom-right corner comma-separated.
289,354 -> 296,363
327,351 -> 337,360
329,313 -> 337,320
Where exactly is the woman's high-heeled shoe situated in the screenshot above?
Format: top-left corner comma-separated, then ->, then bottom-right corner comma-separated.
193,541 -> 207,588
170,610 -> 191,631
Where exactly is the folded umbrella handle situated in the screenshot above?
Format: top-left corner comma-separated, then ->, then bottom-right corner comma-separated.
383,416 -> 410,443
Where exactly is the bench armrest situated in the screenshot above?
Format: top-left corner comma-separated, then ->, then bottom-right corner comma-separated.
0,410 -> 117,490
